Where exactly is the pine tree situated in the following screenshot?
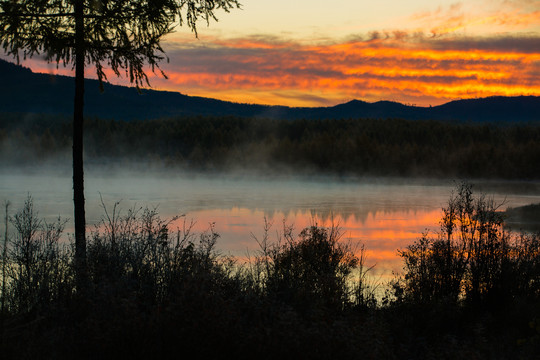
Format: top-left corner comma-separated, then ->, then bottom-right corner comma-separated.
0,0 -> 241,290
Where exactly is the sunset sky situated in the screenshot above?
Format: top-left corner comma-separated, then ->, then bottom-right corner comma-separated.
4,0 -> 540,107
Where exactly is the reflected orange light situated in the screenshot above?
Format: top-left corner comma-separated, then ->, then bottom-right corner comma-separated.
165,207 -> 444,278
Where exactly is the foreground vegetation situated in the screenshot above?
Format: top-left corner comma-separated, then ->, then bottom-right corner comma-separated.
2,113 -> 540,178
1,183 -> 539,359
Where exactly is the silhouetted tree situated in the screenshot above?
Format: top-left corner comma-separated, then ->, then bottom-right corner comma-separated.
0,0 -> 240,290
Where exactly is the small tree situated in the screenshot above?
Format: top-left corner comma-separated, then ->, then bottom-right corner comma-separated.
0,0 -> 241,289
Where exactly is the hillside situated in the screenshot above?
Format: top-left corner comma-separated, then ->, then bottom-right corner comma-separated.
1,59 -> 539,122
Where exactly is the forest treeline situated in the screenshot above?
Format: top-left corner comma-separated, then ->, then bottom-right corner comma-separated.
1,183 -> 539,359
2,112 -> 539,178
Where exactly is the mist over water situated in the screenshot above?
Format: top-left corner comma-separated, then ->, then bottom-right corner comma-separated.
2,165 -> 540,279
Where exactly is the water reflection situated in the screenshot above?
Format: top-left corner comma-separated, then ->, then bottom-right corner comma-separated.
2,171 -> 539,281
170,206 -> 444,280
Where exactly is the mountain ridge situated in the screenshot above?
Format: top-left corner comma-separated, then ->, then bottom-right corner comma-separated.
1,59 -> 538,123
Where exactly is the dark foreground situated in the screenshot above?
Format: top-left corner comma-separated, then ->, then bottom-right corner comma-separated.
1,183 -> 539,359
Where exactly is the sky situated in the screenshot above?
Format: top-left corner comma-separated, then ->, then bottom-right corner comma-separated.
4,0 -> 540,107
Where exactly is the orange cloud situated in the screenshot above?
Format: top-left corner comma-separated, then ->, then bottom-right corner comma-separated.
146,33 -> 540,106
409,2 -> 540,36
5,30 -> 539,107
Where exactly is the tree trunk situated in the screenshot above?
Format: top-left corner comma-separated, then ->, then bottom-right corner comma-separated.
1,201 -> 9,314
73,0 -> 87,292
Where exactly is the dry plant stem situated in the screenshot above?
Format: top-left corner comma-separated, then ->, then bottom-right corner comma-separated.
1,200 -> 9,354
1,201 -> 9,315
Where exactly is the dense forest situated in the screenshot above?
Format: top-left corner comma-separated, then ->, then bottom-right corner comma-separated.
1,112 -> 539,179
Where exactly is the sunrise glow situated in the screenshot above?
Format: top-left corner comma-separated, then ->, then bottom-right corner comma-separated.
144,33 -> 540,106
2,0 -> 539,107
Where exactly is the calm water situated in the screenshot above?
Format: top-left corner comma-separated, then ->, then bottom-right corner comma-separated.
2,168 -> 539,280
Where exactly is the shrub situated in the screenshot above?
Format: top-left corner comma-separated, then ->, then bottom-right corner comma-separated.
2,195 -> 71,314
392,182 -> 540,307
251,220 -> 371,314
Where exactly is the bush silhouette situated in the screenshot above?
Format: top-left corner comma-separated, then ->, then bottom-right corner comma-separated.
3,196 -> 71,315
392,181 -> 540,308
251,222 -> 368,314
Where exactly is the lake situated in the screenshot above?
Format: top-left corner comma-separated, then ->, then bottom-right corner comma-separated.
2,167 -> 540,282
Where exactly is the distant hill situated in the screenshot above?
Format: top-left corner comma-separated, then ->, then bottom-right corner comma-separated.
1,59 -> 539,123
